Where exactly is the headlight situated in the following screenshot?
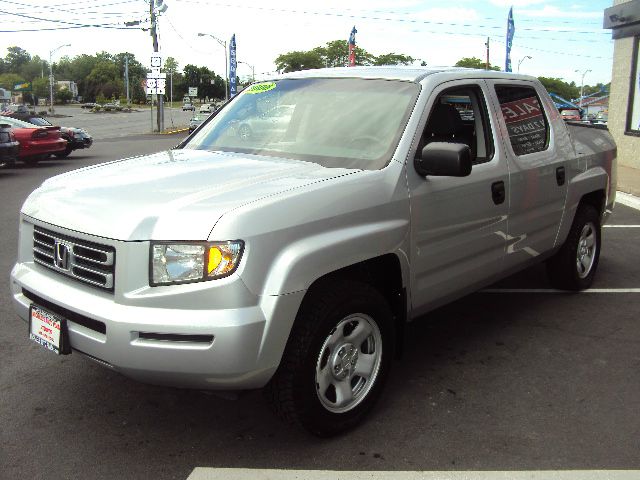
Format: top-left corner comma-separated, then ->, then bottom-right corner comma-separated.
150,241 -> 244,286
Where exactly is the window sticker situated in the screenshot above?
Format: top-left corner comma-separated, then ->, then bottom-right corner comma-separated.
500,96 -> 547,156
245,82 -> 276,94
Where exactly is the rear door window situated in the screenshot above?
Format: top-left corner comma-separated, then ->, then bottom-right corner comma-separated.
495,85 -> 549,156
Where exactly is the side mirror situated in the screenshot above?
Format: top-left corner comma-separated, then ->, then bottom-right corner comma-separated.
414,142 -> 472,177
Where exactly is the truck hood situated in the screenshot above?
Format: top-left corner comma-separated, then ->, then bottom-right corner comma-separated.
22,149 -> 358,241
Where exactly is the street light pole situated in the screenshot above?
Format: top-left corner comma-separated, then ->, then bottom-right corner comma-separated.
575,69 -> 592,109
517,55 -> 532,73
238,60 -> 255,83
198,33 -> 228,102
49,43 -> 70,115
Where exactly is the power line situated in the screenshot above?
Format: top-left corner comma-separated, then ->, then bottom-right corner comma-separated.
490,36 -> 612,61
0,8 -> 142,30
171,0 -> 610,40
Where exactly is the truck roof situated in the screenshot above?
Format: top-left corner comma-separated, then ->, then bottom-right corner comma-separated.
273,66 -> 536,83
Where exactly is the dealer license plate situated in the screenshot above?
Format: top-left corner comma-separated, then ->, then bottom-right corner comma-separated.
29,304 -> 70,355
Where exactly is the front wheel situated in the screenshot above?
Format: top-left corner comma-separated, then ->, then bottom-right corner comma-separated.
547,204 -> 601,290
265,280 -> 394,437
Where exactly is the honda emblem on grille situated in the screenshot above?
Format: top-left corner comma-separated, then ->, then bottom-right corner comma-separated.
54,241 -> 71,271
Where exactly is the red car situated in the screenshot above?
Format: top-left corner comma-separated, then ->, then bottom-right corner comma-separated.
560,108 -> 582,121
0,116 -> 66,166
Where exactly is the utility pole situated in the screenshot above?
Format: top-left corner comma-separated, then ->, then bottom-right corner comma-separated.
124,56 -> 130,104
485,37 -> 490,70
150,0 -> 164,132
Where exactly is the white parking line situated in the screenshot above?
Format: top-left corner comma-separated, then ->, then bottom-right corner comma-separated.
604,225 -> 640,228
482,288 -> 640,293
187,468 -> 640,480
616,191 -> 640,210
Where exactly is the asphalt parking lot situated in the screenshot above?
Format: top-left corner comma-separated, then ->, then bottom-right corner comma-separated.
46,104 -> 195,139
0,136 -> 639,479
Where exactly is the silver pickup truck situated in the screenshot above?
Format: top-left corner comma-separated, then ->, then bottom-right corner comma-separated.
10,67 -> 616,436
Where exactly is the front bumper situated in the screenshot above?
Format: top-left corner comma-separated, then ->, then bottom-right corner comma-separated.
71,134 -> 93,150
10,220 -> 304,390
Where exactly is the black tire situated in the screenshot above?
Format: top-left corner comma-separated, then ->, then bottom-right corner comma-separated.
54,144 -> 73,159
547,204 -> 601,290
23,156 -> 40,167
265,279 -> 394,437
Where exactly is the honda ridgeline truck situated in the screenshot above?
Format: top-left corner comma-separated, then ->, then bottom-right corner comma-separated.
11,67 -> 617,436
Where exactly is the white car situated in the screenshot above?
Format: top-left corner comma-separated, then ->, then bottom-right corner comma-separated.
199,104 -> 213,114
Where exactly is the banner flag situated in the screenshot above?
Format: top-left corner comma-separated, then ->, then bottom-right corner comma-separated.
229,34 -> 237,98
348,26 -> 357,67
505,7 -> 515,72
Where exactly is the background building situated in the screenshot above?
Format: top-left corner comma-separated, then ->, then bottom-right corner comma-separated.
606,0 -> 640,169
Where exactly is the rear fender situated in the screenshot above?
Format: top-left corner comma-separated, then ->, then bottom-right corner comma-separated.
555,166 -> 608,247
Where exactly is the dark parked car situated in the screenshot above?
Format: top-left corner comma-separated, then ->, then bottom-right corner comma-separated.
0,122 -> 20,168
23,117 -> 93,157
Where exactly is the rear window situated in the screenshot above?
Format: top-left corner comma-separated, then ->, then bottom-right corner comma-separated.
495,85 -> 549,156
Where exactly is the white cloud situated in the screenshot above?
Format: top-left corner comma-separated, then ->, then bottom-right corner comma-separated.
519,5 -> 603,19
489,0 -> 546,7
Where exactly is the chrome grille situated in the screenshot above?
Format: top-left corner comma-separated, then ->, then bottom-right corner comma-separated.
33,227 -> 115,291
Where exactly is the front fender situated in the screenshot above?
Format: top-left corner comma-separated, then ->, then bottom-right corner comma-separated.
261,218 -> 410,296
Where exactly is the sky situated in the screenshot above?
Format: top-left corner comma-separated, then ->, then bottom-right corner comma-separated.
1,0 -> 614,88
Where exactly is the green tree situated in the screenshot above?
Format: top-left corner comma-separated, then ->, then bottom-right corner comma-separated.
374,53 -> 415,66
86,61 -> 122,99
164,56 -> 179,74
275,50 -> 324,73
5,46 -> 31,73
182,65 -> 224,100
0,72 -> 25,90
455,57 -> 500,71
276,40 -> 412,72
313,39 -> 375,67
55,88 -> 73,104
537,77 -> 579,101
18,55 -> 46,81
31,77 -> 49,99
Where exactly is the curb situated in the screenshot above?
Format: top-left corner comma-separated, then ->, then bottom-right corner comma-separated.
187,468 -> 640,480
616,191 -> 640,210
158,127 -> 189,135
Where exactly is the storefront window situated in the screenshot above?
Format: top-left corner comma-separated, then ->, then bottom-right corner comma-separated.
627,36 -> 640,135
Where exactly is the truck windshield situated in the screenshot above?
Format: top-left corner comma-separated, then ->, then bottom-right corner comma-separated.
183,78 -> 419,170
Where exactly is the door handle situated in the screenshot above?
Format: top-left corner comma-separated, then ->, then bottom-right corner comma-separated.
556,166 -> 566,186
491,181 -> 505,205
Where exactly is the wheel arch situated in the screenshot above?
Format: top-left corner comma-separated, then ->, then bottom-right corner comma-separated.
555,167 -> 608,248
299,253 -> 407,359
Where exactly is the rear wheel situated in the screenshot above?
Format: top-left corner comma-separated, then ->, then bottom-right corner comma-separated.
54,144 -> 73,159
547,204 -> 601,290
265,280 -> 394,437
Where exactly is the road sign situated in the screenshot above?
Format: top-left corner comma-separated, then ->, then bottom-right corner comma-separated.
146,78 -> 166,95
147,71 -> 166,79
150,54 -> 162,69
188,87 -> 198,97
14,82 -> 32,92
